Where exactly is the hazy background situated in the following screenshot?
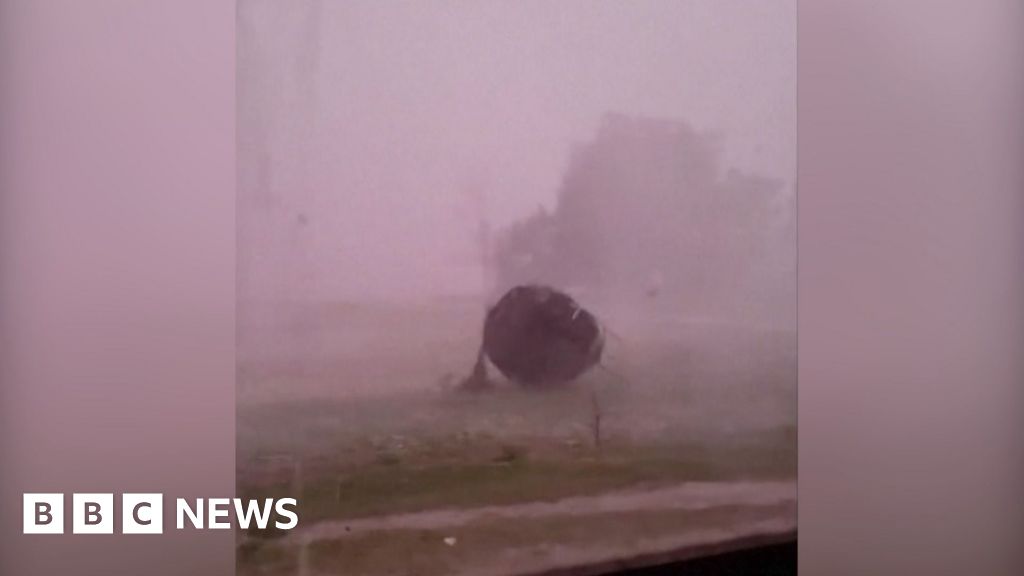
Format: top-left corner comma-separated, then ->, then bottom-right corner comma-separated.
237,0 -> 795,304
1,0 -> 1020,574
235,6 -> 798,571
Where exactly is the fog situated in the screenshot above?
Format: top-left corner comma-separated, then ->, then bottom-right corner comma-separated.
236,7 -> 796,568
237,1 -> 795,306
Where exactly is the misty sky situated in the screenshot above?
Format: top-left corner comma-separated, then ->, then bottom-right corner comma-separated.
239,1 -> 795,300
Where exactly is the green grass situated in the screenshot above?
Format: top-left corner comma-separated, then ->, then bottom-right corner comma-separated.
239,427 -> 795,531
236,300 -> 796,571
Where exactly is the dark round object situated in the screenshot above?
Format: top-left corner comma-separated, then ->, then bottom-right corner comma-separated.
482,285 -> 604,385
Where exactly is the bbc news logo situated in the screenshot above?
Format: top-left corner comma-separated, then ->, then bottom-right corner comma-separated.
23,494 -> 298,534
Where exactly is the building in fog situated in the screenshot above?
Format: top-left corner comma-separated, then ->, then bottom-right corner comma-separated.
494,113 -> 795,322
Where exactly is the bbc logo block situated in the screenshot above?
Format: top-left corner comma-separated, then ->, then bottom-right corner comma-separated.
122,493 -> 162,534
23,493 -> 163,535
23,494 -> 64,534
72,493 -> 114,534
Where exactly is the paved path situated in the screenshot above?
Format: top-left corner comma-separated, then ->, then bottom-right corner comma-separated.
289,480 -> 796,545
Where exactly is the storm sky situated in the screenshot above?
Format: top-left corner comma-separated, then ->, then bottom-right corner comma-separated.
238,1 -> 795,301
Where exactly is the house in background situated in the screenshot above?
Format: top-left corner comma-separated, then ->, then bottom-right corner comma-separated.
493,113 -> 795,325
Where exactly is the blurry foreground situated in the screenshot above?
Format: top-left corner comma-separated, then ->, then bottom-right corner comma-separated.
236,297 -> 795,575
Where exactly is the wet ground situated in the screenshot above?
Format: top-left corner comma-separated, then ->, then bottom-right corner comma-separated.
237,299 -> 796,575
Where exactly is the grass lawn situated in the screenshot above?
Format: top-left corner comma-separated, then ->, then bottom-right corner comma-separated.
236,300 -> 796,574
